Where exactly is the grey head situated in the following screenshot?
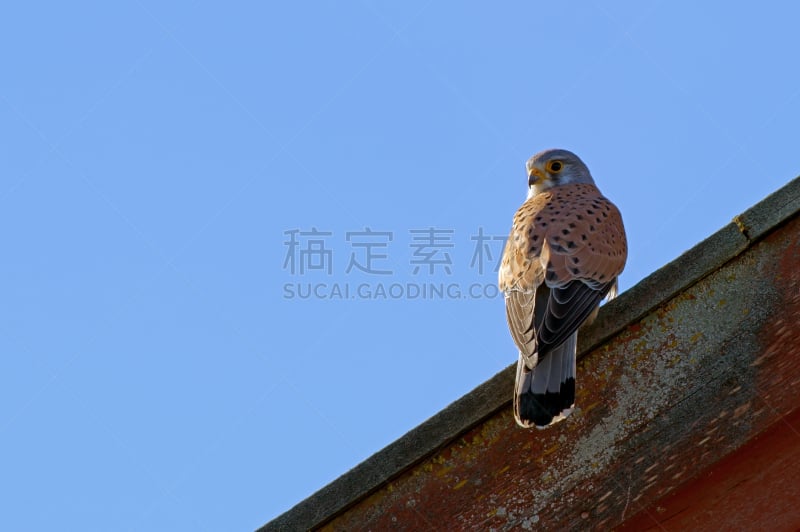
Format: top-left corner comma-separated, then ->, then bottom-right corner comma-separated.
526,148 -> 595,197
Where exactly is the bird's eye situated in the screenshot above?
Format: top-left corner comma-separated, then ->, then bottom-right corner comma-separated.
547,160 -> 563,173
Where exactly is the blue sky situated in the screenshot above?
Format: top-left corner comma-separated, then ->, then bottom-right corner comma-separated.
2,2 -> 799,531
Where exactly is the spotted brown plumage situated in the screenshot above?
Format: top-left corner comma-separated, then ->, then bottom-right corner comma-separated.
499,149 -> 627,428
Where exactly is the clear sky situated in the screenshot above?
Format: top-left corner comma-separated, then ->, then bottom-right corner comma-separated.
2,2 -> 799,531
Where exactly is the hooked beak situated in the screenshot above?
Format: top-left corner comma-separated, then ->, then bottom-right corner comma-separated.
527,166 -> 545,187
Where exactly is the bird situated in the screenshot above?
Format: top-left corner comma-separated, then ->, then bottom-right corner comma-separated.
499,149 -> 627,429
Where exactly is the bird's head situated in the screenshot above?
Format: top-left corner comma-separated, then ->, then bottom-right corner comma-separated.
526,148 -> 595,197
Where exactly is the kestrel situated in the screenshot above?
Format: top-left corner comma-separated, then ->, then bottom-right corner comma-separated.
499,149 -> 627,428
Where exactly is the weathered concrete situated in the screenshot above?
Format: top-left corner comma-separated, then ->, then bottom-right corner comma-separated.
259,176 -> 800,532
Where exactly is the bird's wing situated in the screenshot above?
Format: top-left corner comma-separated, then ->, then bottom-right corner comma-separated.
536,279 -> 615,354
499,192 -> 551,365
504,289 -> 537,363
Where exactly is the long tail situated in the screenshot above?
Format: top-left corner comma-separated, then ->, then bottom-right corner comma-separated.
513,333 -> 577,429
